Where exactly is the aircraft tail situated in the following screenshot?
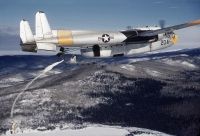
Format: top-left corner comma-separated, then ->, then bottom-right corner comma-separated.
20,11 -> 56,52
35,11 -> 53,38
35,11 -> 56,51
20,20 -> 35,44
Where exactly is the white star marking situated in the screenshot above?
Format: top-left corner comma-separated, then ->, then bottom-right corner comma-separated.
102,34 -> 110,42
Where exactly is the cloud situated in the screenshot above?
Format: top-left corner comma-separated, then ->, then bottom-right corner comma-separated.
0,26 -> 18,35
169,6 -> 179,9
153,1 -> 164,4
0,26 -> 19,51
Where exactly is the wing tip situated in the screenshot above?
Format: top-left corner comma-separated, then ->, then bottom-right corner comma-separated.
189,20 -> 200,25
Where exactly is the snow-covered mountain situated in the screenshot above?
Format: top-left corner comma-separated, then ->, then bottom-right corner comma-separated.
0,48 -> 200,136
3,125 -> 173,136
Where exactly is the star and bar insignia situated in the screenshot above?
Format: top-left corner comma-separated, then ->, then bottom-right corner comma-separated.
98,34 -> 114,43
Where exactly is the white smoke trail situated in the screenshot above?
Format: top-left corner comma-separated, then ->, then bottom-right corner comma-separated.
10,60 -> 64,118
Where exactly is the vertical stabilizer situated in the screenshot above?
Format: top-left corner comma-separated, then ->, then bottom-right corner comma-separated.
35,11 -> 52,38
20,20 -> 35,44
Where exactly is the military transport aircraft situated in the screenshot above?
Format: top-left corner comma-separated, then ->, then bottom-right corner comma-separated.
20,11 -> 200,57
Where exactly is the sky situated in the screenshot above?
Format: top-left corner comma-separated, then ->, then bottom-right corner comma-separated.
0,0 -> 200,54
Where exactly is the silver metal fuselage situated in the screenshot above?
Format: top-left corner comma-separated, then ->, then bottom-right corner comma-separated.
39,30 -> 174,57
20,11 -> 200,57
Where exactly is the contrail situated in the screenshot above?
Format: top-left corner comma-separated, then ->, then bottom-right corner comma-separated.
10,60 -> 64,118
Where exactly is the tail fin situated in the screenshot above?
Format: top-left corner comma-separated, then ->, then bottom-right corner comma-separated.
35,11 -> 52,38
20,20 -> 35,44
35,11 -> 56,51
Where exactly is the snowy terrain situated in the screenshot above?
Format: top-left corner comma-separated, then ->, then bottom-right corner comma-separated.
0,48 -> 200,136
3,125 -> 173,136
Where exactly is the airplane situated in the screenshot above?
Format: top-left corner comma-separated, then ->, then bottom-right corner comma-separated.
20,11 -> 200,58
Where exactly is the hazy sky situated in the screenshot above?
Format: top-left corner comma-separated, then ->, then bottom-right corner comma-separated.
0,0 -> 200,53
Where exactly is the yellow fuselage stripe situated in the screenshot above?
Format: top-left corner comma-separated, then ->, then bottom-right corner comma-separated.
57,30 -> 73,46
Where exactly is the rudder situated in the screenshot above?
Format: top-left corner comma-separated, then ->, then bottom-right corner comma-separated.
35,11 -> 52,38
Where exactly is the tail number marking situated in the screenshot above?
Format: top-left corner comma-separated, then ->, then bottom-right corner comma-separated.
161,39 -> 169,45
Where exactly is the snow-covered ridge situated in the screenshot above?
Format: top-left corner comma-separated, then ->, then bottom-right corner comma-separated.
162,59 -> 197,69
0,48 -> 200,136
4,125 -> 172,136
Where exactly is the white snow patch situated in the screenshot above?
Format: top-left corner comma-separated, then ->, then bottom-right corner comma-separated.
145,69 -> 161,77
69,56 -> 77,64
4,126 -> 129,136
36,69 -> 62,78
0,76 -> 24,88
181,61 -> 196,68
3,125 -> 173,136
0,74 -> 31,88
163,59 -> 197,69
179,54 -> 189,57
12,89 -> 52,115
128,58 -> 150,63
19,99 -> 35,105
0,77 -> 24,83
43,69 -> 62,75
0,84 -> 12,88
120,64 -> 136,71
63,81 -> 78,86
119,58 -> 150,64
152,57 -> 164,60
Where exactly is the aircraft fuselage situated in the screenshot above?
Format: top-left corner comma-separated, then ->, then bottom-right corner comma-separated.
20,11 -> 199,58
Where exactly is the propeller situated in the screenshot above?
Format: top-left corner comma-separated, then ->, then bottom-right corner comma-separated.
126,26 -> 132,30
159,20 -> 166,29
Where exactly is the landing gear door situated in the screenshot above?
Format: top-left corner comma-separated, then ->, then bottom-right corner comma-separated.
111,44 -> 125,56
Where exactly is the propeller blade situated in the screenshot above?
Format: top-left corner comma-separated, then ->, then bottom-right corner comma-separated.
159,20 -> 166,28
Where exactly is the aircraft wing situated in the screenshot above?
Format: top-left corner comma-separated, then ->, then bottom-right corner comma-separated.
139,19 -> 200,37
